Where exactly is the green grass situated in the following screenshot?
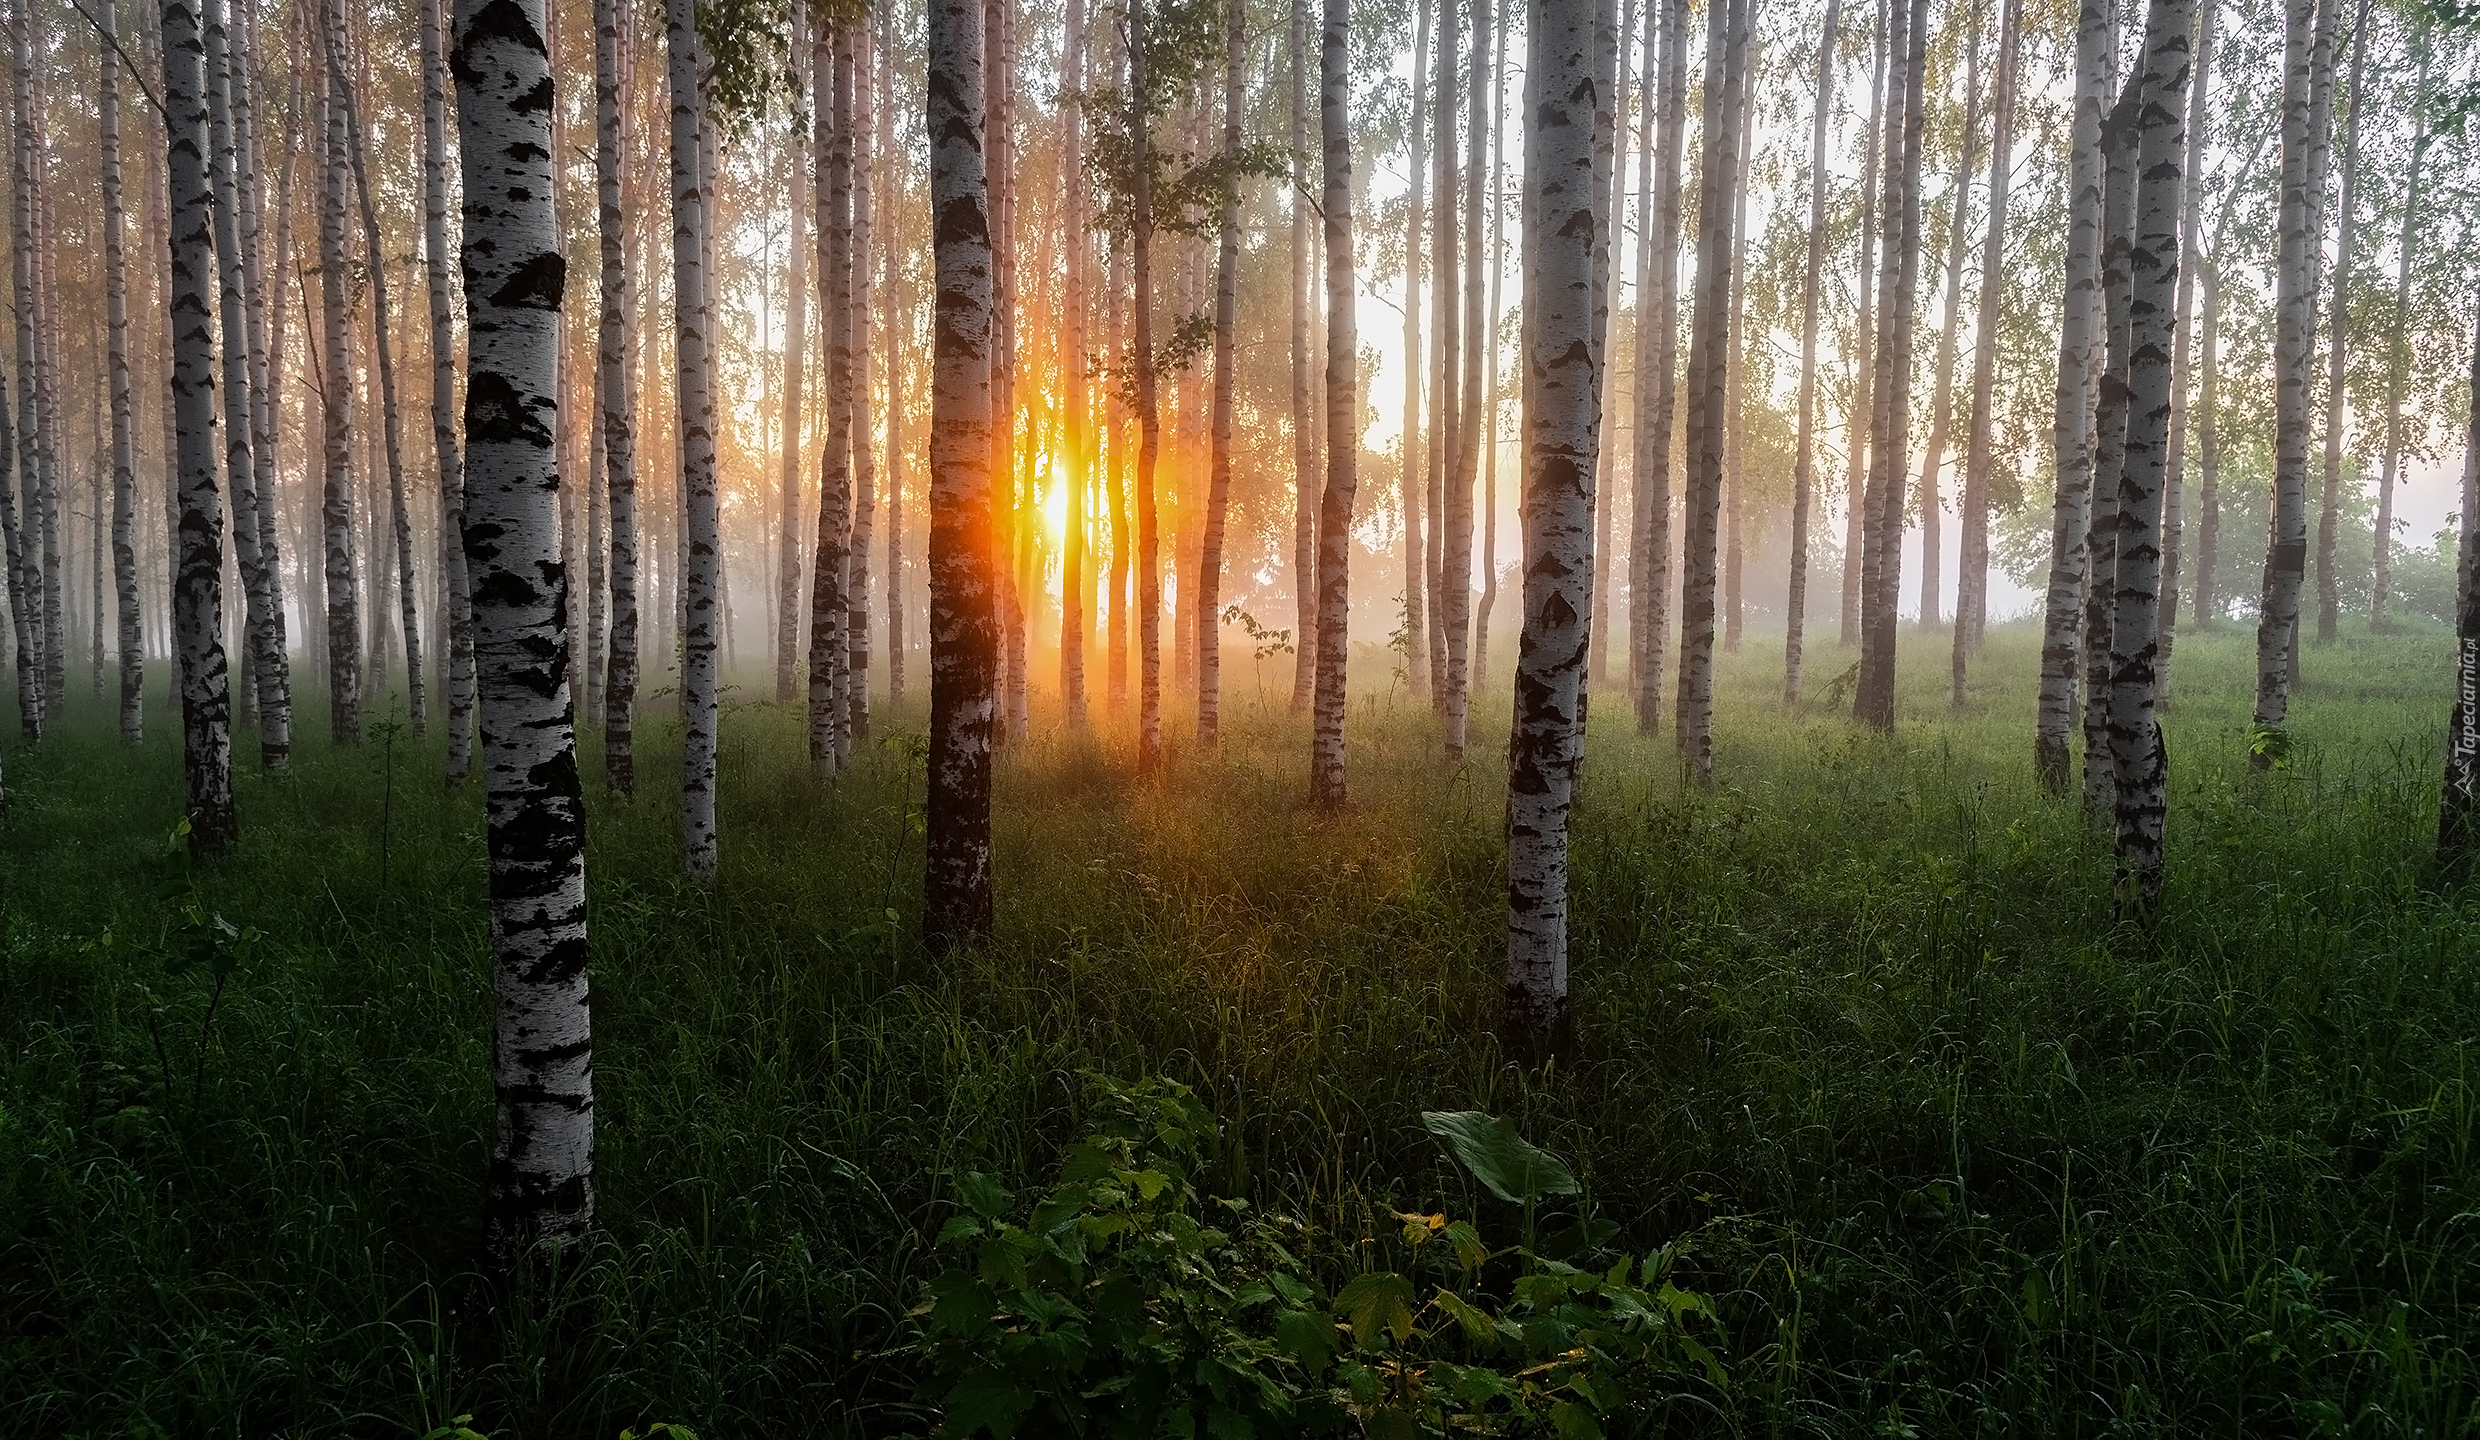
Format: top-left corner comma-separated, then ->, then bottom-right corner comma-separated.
3,618 -> 2476,1437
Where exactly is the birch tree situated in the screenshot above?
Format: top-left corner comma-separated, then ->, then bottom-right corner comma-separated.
1308,0 -> 1356,809
2111,0 -> 2193,907
923,0 -> 1000,950
161,0 -> 238,850
812,24 -> 854,775
1913,7 -> 1982,636
452,0 -> 592,1261
1400,0 -> 1429,703
2251,0 -> 2334,762
1676,0 -> 1751,774
1853,0 -> 1927,733
2035,0 -> 2112,790
1631,0 -> 1684,734
205,0 -> 278,767
2440,306 -> 2480,866
1952,0 -> 2020,702
1506,0 -> 1615,1035
776,13 -> 808,707
2083,82 -> 2139,812
102,0 -> 143,744
1784,0 -> 1839,706
2370,30 -> 2430,632
318,7 -> 362,744
669,0 -> 721,869
1196,0 -> 1242,746
2312,0 -> 2369,646
595,0 -> 637,792
1060,0 -> 1090,726
1289,0 -> 1314,714
1444,0 -> 1487,758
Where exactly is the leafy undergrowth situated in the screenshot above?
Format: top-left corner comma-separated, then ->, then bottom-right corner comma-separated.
1,621 -> 2475,1437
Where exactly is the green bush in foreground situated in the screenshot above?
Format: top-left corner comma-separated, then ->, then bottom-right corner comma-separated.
907,1074 -> 1722,1438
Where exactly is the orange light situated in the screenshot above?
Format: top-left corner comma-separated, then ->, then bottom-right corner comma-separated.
1044,453 -> 1071,546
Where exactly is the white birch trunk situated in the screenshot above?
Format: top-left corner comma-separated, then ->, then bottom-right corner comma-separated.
2084,83 -> 2138,812
1784,0 -> 1839,707
2440,307 -> 2480,865
1954,0 -> 2021,703
1631,0 -> 1683,734
318,18 -> 362,743
1400,0 -> 1429,701
206,0 -> 277,769
2252,0 -> 2330,760
848,31 -> 876,747
2111,0 -> 2192,906
2312,0 -> 2369,646
1505,0 -> 1609,1035
452,0 -> 592,1258
1308,0 -> 1356,809
1197,0 -> 1242,747
2370,40 -> 2429,634
2036,0 -> 2111,790
1288,0 -> 1315,715
162,0 -> 239,850
777,27 -> 808,708
670,0 -> 721,869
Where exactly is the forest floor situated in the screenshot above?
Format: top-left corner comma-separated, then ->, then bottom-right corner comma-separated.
2,619 -> 2476,1437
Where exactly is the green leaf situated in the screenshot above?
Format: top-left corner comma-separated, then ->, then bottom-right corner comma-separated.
943,1367 -> 1039,1438
1433,1287 -> 1502,1348
938,1215 -> 986,1247
1419,1112 -> 1579,1205
1272,1307 -> 1337,1374
1334,1272 -> 1418,1347
1550,1399 -> 1604,1439
956,1171 -> 1014,1220
1441,1220 -> 1490,1271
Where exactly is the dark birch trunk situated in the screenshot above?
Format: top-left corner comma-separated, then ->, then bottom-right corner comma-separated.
103,0 -> 144,744
923,0 -> 1000,949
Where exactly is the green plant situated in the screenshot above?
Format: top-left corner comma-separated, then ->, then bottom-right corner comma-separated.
97,819 -> 261,1117
904,1077 -> 1722,1439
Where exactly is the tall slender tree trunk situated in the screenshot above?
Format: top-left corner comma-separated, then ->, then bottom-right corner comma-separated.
2109,0 -> 2191,908
1675,0 -> 1747,773
162,0 -> 238,851
1586,0 -> 1630,687
880,14 -> 904,708
2253,0 -> 2333,760
849,29 -> 876,746
1400,0 -> 1429,703
2155,0 -> 2211,704
2439,303 -> 2480,865
452,0 -> 591,1262
8,0 -> 43,737
235,0 -> 287,752
1952,0 -> 2020,704
1720,40 -> 1750,656
317,14 -> 362,744
1853,0 -> 1926,732
2312,0 -> 2368,645
1197,0 -> 1242,746
331,23 -> 425,729
1287,0 -> 1316,714
2035,0 -> 2111,789
2371,38 -> 2429,633
102,0 -> 144,744
1632,0 -> 1683,734
1446,0 -> 1486,757
258,0 -> 302,751
991,0 -> 1027,748
1107,218 -> 1129,711
1783,0 -> 1839,706
1430,0 -> 1466,713
2191,255 -> 2222,627
1476,0 -> 1509,695
1132,0 -> 1166,774
206,0 -> 274,764
669,0 -> 720,869
777,19 -> 808,707
1506,0 -> 1611,1036
810,23 -> 853,774
0,369 -> 27,745
1059,0 -> 1089,726
1914,5 -> 1982,636
1309,0 -> 1357,808
1841,0 -> 1887,651
924,0 -> 999,948
2082,81 -> 2140,812
596,0 -> 636,791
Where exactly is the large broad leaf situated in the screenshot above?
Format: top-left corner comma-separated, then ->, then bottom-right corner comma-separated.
1420,1112 -> 1579,1205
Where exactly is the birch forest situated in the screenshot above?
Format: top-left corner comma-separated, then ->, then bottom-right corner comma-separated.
8,0 -> 2480,1427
